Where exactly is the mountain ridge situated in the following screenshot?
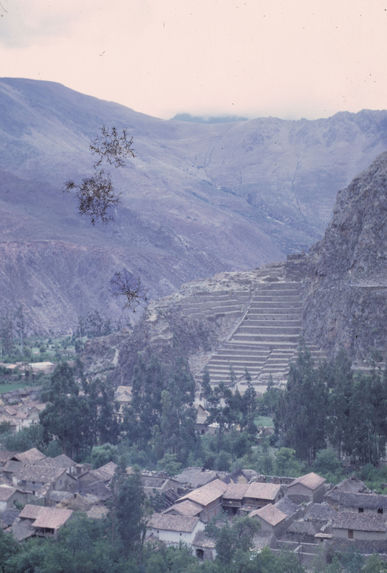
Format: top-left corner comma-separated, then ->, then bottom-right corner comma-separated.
1,78 -> 386,333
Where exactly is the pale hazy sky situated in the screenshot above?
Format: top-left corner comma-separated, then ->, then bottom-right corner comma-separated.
0,0 -> 386,119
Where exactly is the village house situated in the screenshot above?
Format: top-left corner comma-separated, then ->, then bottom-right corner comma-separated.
287,472 -> 326,503
2,458 -> 74,495
222,481 -> 283,514
221,483 -> 249,514
140,471 -> 181,505
242,482 -> 283,510
174,467 -> 220,489
331,512 -> 387,551
67,461 -> 118,502
10,448 -> 46,465
164,499 -> 203,519
303,502 -> 337,530
274,495 -> 300,519
32,507 -> 73,537
284,519 -> 317,543
147,513 -> 205,547
0,485 -> 29,513
192,531 -> 216,561
165,479 -> 228,522
325,490 -> 387,516
14,504 -> 73,539
249,503 -> 288,537
327,477 -> 369,495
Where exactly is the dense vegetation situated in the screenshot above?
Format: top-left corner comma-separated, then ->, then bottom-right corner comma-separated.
0,307 -> 118,365
1,346 -> 386,484
271,347 -> 387,466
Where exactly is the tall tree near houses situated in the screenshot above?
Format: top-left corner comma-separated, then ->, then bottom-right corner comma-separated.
276,346 -> 328,463
0,312 -> 15,358
14,305 -> 26,353
324,349 -> 354,460
110,465 -> 147,557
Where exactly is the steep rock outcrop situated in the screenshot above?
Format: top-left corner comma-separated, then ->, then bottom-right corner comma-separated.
301,152 -> 387,359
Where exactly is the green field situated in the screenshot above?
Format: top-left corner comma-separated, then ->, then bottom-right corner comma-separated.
255,415 -> 274,428
0,382 -> 29,394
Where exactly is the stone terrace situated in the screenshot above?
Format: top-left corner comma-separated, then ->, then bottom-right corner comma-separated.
192,266 -> 325,391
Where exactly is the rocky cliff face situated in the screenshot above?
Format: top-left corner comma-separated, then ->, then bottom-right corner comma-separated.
301,152 -> 387,360
1,78 -> 387,333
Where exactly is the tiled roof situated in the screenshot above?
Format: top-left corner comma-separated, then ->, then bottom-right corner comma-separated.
249,504 -> 287,526
32,507 -> 73,531
165,499 -> 203,517
287,520 -> 316,535
330,477 -> 369,494
244,482 -> 281,501
223,483 -> 249,500
52,454 -> 76,468
332,512 -> 386,533
180,479 -> 227,507
19,504 -> 44,520
0,485 -> 16,501
9,461 -> 66,483
274,496 -> 299,516
142,476 -> 166,488
304,502 -> 336,522
174,467 -> 218,488
92,461 -> 117,482
12,448 -> 46,465
326,491 -> 387,510
289,472 -> 326,491
148,512 -> 200,533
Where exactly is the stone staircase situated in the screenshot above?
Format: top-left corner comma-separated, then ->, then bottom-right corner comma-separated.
180,290 -> 250,320
199,278 -> 325,392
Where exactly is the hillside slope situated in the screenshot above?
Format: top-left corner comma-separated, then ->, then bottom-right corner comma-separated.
1,78 -> 387,333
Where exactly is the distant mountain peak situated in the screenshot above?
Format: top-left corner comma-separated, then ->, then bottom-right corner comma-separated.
171,112 -> 248,123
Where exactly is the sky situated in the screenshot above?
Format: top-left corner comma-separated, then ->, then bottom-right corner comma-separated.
0,0 -> 386,120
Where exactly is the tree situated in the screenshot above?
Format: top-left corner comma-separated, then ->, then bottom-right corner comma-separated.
206,516 -> 260,573
0,311 -> 15,359
324,350 -> 354,460
274,346 -> 328,463
0,528 -> 19,571
14,304 -> 27,354
110,269 -> 146,310
64,126 -> 135,225
110,467 -> 147,556
40,363 -> 120,460
274,447 -> 304,477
